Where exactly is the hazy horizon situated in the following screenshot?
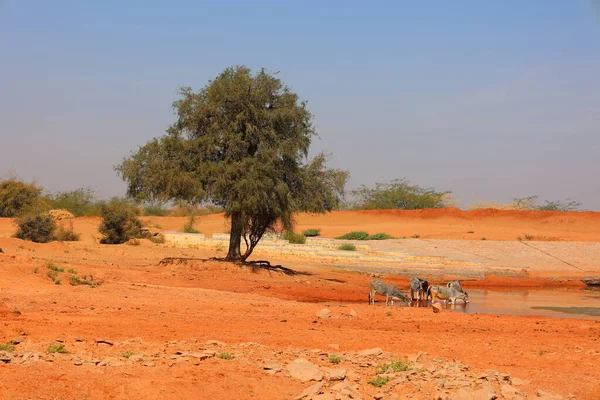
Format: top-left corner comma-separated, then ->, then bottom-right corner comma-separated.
2,1 -> 599,210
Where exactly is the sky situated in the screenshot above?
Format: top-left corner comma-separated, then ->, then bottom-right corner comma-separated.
1,1 -> 599,209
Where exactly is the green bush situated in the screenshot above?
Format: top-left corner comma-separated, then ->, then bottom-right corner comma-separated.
336,231 -> 370,240
142,203 -> 170,216
329,354 -> 342,364
216,352 -> 234,360
375,359 -> 409,374
47,187 -> 100,217
0,343 -> 15,351
98,199 -> 143,244
0,179 -> 45,217
369,232 -> 393,240
337,243 -> 356,251
302,228 -> 321,237
351,178 -> 451,210
13,213 -> 56,243
54,222 -> 80,242
47,344 -> 67,354
283,231 -> 306,244
368,375 -> 390,387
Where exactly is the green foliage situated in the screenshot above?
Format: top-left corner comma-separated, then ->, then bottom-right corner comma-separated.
117,66 -> 349,261
47,187 -> 100,217
369,232 -> 393,240
99,199 -> 142,244
329,354 -> 341,364
69,275 -> 96,287
411,234 -> 420,238
169,202 -> 224,217
142,203 -> 170,216
121,350 -> 135,358
524,234 -> 533,241
352,178 -> 451,210
337,243 -> 356,251
47,344 -> 67,354
0,343 -> 15,351
368,375 -> 391,387
216,352 -> 234,360
513,195 -> 582,212
283,231 -> 306,244
46,261 -> 64,272
54,222 -> 80,242
336,231 -> 370,240
0,178 -> 45,217
517,236 -> 523,241
375,359 -> 409,374
68,268 -> 77,274
183,215 -> 200,233
14,213 -> 56,243
302,228 -> 321,237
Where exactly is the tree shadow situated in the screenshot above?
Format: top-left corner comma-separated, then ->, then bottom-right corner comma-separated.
158,257 -> 311,276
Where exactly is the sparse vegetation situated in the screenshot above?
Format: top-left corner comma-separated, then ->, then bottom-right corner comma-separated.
470,195 -> 583,212
352,178 -> 451,210
376,359 -> 410,374
467,231 -> 474,234
47,187 -> 101,217
337,243 -> 356,251
524,234 -> 534,241
183,215 -> 201,234
336,231 -> 369,240
142,203 -> 170,216
517,236 -> 523,241
283,231 -> 306,244
47,343 -> 67,354
33,267 -> 39,274
368,232 -> 393,240
68,268 -> 77,274
121,350 -> 136,358
216,352 -> 234,360
302,228 -> 321,237
386,311 -> 392,317
54,222 -> 80,242
98,199 -> 143,244
368,375 -> 391,387
481,237 -> 486,240
411,234 -> 420,239
0,343 -> 15,351
329,354 -> 341,364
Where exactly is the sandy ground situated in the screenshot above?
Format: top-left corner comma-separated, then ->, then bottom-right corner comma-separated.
1,210 -> 600,399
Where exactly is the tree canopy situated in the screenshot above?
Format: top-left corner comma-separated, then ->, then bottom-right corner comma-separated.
117,66 -> 348,261
351,178 -> 451,210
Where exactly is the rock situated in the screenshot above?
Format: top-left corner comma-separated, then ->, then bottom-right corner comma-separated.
501,384 -> 520,399
316,308 -> 332,319
287,358 -> 324,382
536,389 -> 564,400
188,351 -> 215,361
346,369 -> 361,382
295,382 -> 324,399
373,394 -> 384,400
142,361 -> 156,367
98,358 -> 125,367
206,340 -> 226,347
453,388 -> 475,400
73,360 -> 83,366
347,309 -> 358,318
499,373 -> 511,381
328,368 -> 347,381
96,339 -> 114,346
358,348 -> 382,357
0,351 -> 15,363
263,360 -> 283,372
473,383 -> 497,400
435,379 -> 446,388
313,394 -> 334,400
432,303 -> 442,313
237,342 -> 262,348
10,336 -> 25,345
511,377 -> 531,386
328,344 -> 340,350
128,354 -> 144,363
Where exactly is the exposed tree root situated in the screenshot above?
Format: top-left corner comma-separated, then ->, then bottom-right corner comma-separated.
157,256 -> 300,275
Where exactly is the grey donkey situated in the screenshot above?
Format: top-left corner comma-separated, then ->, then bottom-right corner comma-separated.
369,280 -> 409,306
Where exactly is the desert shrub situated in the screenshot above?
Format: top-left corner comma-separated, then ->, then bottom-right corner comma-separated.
216,352 -> 234,360
121,350 -> 136,358
283,231 -> 306,244
47,344 -> 67,354
537,199 -> 582,212
99,199 -> 142,244
337,243 -> 356,251
183,215 -> 201,233
13,213 -> 56,243
170,202 -> 224,217
376,359 -> 409,374
369,232 -> 393,240
149,233 -> 165,244
54,221 -> 80,242
0,343 -> 15,351
411,234 -> 420,238
142,203 -> 170,216
302,228 -> 321,237
351,178 -> 451,210
524,234 -> 533,241
0,179 -> 45,217
368,375 -> 390,387
470,196 -> 582,212
336,231 -> 369,240
329,354 -> 341,364
47,187 -> 100,217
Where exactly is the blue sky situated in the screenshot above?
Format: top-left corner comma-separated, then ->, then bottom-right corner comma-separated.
1,1 -> 599,209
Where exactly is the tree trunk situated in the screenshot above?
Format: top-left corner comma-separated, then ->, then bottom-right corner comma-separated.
225,212 -> 243,261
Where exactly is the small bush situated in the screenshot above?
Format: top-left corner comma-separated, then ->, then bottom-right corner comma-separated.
14,213 -> 56,243
149,234 -> 165,244
142,203 -> 169,216
47,343 -> 67,354
329,354 -> 341,364
337,243 -> 356,251
68,268 -> 77,274
121,350 -> 135,358
99,199 -> 142,244
216,352 -> 234,360
0,343 -> 15,351
336,231 -> 370,240
517,236 -> 523,241
369,232 -> 393,240
524,234 -> 534,241
47,187 -> 100,217
375,359 -> 409,374
481,237 -> 486,240
411,234 -> 420,239
467,231 -> 474,234
54,278 -> 61,285
183,223 -> 201,234
368,375 -> 391,387
283,231 -> 306,244
46,261 -> 64,272
54,222 -> 80,242
302,228 -> 321,237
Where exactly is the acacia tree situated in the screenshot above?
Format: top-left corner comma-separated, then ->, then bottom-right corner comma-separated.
117,66 -> 348,261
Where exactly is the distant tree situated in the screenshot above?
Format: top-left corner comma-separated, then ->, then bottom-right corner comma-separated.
513,195 -> 582,212
351,178 -> 451,210
98,199 -> 142,244
117,66 -> 348,261
13,213 -> 56,243
0,178 -> 45,217
48,186 -> 99,217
